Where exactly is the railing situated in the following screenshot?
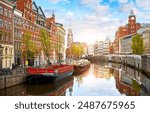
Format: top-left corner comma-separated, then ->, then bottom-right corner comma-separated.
12,67 -> 26,76
0,67 -> 26,76
0,68 -> 12,76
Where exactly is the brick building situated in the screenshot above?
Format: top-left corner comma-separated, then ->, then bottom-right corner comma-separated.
15,0 -> 44,66
46,13 -> 59,63
0,0 -> 14,68
55,23 -> 66,62
113,10 -> 141,54
0,0 -> 66,67
14,9 -> 22,66
14,0 -> 59,66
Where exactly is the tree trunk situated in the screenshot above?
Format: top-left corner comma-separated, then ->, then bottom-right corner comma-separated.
47,56 -> 50,66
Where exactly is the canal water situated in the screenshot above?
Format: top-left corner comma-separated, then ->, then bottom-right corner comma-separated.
0,63 -> 150,96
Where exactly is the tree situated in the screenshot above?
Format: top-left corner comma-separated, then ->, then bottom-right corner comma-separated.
71,43 -> 84,59
22,31 -> 38,66
132,34 -> 144,55
56,33 -> 64,63
39,29 -> 51,65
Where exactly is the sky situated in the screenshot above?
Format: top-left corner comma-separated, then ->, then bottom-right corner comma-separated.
34,0 -> 150,44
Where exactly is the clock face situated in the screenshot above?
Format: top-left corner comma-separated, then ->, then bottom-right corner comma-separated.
131,17 -> 135,20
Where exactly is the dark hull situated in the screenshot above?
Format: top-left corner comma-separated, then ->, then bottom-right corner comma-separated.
26,76 -> 74,96
73,65 -> 90,75
26,70 -> 74,84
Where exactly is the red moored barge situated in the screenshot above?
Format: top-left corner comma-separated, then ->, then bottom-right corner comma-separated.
26,65 -> 74,84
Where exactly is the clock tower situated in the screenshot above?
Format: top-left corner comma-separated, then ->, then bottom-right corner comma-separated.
128,10 -> 136,34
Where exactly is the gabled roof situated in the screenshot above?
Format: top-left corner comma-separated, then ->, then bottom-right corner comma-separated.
32,1 -> 46,18
32,1 -> 38,12
38,6 -> 46,18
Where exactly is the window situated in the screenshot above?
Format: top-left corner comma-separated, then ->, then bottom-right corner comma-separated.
0,19 -> 3,28
0,6 -> 3,15
0,31 -> 2,41
8,10 -> 11,18
6,33 -> 8,41
19,30 -> 22,38
8,33 -> 12,42
4,8 -> 7,17
3,32 -> 6,41
8,22 -> 11,30
4,20 -> 7,29
14,28 -> 17,37
10,60 -> 11,67
5,58 -> 7,67
5,48 -> 7,55
10,49 -> 12,55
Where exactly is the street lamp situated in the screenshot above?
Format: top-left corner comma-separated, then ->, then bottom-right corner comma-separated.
0,45 -> 3,68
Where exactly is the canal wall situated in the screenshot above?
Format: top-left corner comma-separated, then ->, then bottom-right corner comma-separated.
85,56 -> 109,63
85,55 -> 150,74
0,74 -> 26,90
107,55 -> 150,74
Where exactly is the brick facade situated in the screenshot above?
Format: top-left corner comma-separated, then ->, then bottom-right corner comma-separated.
113,10 -> 141,54
0,0 -> 65,68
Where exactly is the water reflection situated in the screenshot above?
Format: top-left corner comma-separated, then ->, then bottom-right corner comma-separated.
66,64 -> 121,96
110,63 -> 150,96
0,63 -> 150,96
0,76 -> 74,96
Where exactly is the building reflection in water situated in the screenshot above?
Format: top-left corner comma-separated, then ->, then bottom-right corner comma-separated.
94,64 -> 113,79
111,63 -> 150,96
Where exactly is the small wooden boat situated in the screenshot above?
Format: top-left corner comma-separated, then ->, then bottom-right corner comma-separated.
26,64 -> 74,84
73,59 -> 90,75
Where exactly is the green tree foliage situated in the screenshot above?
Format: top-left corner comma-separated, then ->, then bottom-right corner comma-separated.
132,79 -> 141,93
22,31 -> 38,66
132,34 -> 144,55
56,33 -> 63,63
71,43 -> 84,59
39,29 -> 51,65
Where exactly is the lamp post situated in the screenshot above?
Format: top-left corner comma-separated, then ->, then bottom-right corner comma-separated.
0,45 -> 3,69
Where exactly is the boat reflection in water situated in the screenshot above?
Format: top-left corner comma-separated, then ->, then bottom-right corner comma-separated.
0,76 -> 74,96
110,63 -> 150,96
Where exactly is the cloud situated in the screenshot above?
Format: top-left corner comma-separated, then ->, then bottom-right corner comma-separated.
48,0 -> 69,4
43,0 -> 150,44
136,0 -> 150,10
108,0 -> 116,3
118,0 -> 150,22
93,5 -> 110,15
109,0 -> 129,4
118,0 -> 128,3
80,0 -> 102,7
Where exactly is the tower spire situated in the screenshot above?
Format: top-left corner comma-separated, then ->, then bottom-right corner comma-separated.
130,10 -> 134,16
52,11 -> 55,18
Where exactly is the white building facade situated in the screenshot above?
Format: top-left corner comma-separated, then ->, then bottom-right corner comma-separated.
87,45 -> 94,56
